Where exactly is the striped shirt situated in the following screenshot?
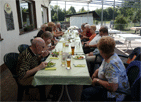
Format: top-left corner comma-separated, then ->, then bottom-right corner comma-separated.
16,47 -> 40,79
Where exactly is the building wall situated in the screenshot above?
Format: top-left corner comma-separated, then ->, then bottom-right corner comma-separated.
0,0 -> 50,65
70,13 -> 93,28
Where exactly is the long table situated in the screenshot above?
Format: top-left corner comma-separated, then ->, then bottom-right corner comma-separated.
32,31 -> 92,101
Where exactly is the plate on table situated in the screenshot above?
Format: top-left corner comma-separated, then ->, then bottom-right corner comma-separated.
73,55 -> 85,60
46,61 -> 56,68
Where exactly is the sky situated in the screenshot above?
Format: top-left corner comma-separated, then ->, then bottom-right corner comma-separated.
50,0 -> 123,12
50,1 -> 110,11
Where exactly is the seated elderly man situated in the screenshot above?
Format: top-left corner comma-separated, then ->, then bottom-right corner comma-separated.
82,25 -> 97,45
16,37 -> 52,100
56,22 -> 62,31
81,24 -> 92,42
85,26 -> 109,74
16,37 -> 49,85
81,36 -> 130,101
83,26 -> 108,54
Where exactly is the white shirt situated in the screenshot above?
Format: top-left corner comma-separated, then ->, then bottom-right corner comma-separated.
89,34 -> 101,45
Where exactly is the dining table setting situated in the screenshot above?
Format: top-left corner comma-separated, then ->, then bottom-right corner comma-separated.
32,29 -> 92,101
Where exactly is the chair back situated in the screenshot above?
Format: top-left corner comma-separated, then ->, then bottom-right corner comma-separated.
134,53 -> 141,61
129,47 -> 141,59
126,61 -> 141,88
3,53 -> 19,77
18,44 -> 29,53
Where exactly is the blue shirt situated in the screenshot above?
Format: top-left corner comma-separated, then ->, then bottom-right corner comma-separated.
98,53 -> 130,101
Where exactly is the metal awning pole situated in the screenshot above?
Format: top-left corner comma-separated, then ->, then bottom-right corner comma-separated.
87,3 -> 89,24
113,0 -> 115,27
57,1 -> 58,22
101,0 -> 103,26
65,1 -> 66,22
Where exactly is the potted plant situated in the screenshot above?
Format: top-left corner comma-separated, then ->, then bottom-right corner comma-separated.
24,24 -> 34,32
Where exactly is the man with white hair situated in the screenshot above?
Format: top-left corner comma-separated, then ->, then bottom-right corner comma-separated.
56,22 -> 62,31
81,24 -> 92,42
16,37 -> 49,85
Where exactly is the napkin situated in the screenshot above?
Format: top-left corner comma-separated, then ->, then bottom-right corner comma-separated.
45,67 -> 56,70
74,64 -> 85,67
50,57 -> 59,59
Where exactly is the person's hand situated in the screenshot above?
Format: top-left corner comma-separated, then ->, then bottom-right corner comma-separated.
38,62 -> 48,70
88,52 -> 93,56
41,50 -> 49,57
92,73 -> 96,79
82,42 -> 84,45
85,43 -> 89,47
92,78 -> 99,86
49,46 -> 55,50
82,36 -> 87,39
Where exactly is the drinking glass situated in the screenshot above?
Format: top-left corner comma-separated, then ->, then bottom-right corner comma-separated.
61,53 -> 66,67
66,56 -> 71,69
63,41 -> 65,48
71,43 -> 75,55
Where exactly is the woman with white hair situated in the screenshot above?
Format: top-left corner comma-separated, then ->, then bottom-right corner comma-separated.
36,24 -> 47,37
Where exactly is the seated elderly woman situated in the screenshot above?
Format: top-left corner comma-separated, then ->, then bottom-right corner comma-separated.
40,31 -> 54,62
41,31 -> 54,50
81,36 -> 130,101
36,24 -> 47,37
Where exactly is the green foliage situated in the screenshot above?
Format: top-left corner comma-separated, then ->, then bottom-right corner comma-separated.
67,6 -> 76,14
132,9 -> 141,23
114,15 -> 128,30
23,24 -> 34,32
50,1 -> 140,24
51,5 -> 65,22
78,7 -> 87,13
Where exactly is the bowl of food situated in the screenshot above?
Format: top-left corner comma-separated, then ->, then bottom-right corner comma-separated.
51,51 -> 59,57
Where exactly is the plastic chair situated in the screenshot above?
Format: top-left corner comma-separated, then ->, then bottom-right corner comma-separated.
118,47 -> 141,67
90,53 -> 103,76
18,44 -> 29,53
116,61 -> 141,101
3,52 -> 46,101
3,53 -> 24,101
3,52 -> 19,78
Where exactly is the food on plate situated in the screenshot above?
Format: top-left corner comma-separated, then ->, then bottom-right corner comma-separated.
74,55 -> 84,59
46,61 -> 56,67
51,51 -> 59,57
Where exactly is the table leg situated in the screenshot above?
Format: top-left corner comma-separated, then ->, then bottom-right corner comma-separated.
65,85 -> 72,102
125,40 -> 132,52
57,85 -> 72,102
58,85 -> 64,102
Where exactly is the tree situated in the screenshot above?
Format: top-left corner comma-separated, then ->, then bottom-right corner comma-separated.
114,15 -> 128,30
132,9 -> 141,23
78,7 -> 87,13
67,6 -> 76,14
51,5 -> 65,22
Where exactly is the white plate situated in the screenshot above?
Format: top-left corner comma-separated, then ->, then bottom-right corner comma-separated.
73,55 -> 85,60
